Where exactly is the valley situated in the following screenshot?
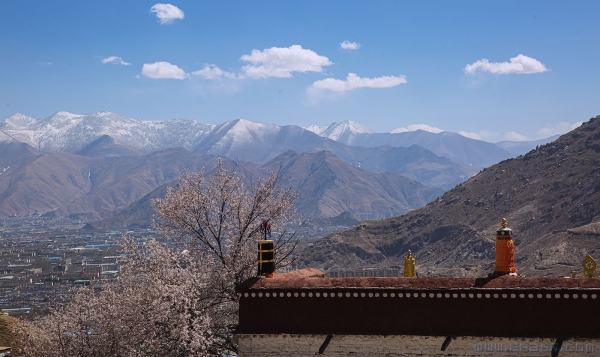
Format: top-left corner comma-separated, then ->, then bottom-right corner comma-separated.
1,110 -> 593,280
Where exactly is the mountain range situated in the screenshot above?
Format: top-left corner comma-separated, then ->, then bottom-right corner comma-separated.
2,111 -> 549,166
0,112 -> 214,154
0,138 -> 445,223
95,151 -> 444,228
0,111 -> 559,224
307,124 -> 512,167
298,115 -> 600,277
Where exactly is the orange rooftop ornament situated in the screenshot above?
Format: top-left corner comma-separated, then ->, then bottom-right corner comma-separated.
494,218 -> 517,275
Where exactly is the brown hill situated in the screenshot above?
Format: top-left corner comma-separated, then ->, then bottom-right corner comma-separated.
0,146 -> 221,220
74,134 -> 144,157
2,138 -> 444,225
298,115 -> 600,277
99,151 -> 443,228
265,151 -> 443,219
0,150 -> 93,216
0,141 -> 41,169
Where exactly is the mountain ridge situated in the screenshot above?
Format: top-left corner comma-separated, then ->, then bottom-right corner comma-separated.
95,149 -> 443,228
298,115 -> 600,277
0,139 -> 443,223
1,111 -> 557,169
264,150 -> 443,219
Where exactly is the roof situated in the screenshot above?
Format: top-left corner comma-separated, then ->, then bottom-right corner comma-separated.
237,270 -> 600,337
237,270 -> 600,291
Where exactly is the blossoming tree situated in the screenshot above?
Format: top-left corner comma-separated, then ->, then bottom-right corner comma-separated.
153,159 -> 298,352
18,159 -> 298,356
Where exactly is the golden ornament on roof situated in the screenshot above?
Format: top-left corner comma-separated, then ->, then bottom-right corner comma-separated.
404,250 -> 416,278
582,255 -> 598,278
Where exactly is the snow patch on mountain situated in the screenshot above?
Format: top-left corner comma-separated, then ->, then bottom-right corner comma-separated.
228,119 -> 281,142
0,131 -> 16,143
206,119 -> 282,157
0,111 -> 215,153
2,113 -> 38,129
303,124 -> 329,136
303,120 -> 373,141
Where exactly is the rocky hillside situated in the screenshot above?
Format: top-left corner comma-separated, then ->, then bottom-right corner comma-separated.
0,144 -> 220,220
264,151 -> 443,219
0,136 -> 457,222
97,150 -> 443,228
298,115 -> 600,278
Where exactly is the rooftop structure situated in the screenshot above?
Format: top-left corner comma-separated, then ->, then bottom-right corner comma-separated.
237,272 -> 600,338
235,220 -> 600,356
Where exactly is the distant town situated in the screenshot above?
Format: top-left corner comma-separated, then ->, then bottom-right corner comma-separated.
0,212 -> 348,318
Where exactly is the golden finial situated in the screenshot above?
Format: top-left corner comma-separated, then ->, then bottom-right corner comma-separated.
582,255 -> 598,278
501,218 -> 507,228
404,250 -> 416,277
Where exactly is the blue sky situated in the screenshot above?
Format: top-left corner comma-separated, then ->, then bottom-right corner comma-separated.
1,1 -> 599,141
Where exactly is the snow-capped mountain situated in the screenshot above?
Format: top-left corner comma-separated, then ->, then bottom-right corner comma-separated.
197,119 -> 282,157
195,119 -> 352,163
2,113 -> 38,129
1,111 -> 548,168
0,111 -> 215,153
0,109 -> 572,226
300,121 -> 514,166
302,124 -> 328,136
303,120 -> 374,142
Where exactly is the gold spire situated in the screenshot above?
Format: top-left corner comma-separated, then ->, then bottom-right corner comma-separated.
404,250 -> 416,277
501,218 -> 507,228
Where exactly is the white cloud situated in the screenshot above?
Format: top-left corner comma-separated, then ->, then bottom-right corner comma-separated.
392,124 -> 444,134
192,64 -> 236,80
38,62 -> 53,67
141,61 -> 187,79
458,130 -> 495,141
102,56 -> 131,66
504,131 -> 528,141
340,41 -> 361,50
309,73 -> 407,93
464,54 -> 548,75
240,45 -> 332,79
536,121 -> 582,139
458,122 -> 582,142
150,3 -> 184,24
458,131 -> 481,140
